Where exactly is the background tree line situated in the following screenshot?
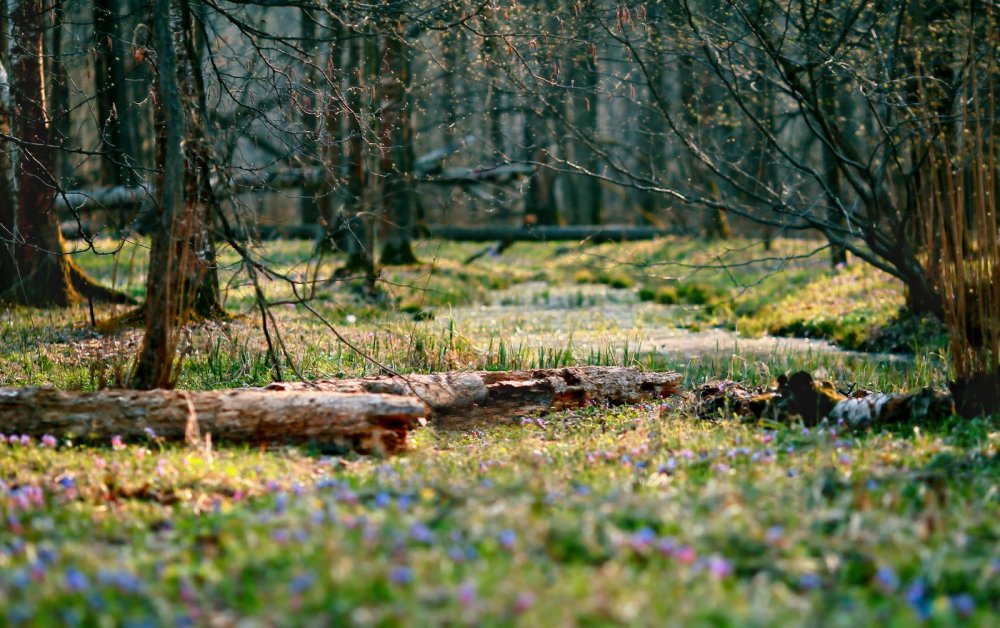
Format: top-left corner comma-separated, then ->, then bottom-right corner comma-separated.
0,0 -> 996,397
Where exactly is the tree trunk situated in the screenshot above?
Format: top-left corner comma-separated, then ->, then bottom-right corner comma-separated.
0,0 -> 130,307
378,21 -> 418,266
94,0 -> 135,189
678,50 -> 730,239
0,388 -> 427,455
524,106 -> 558,226
568,25 -> 602,225
130,0 -> 207,389
298,8 -> 322,226
330,30 -> 377,281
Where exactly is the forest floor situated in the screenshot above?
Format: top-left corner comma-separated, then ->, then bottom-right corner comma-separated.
1,237 -> 996,624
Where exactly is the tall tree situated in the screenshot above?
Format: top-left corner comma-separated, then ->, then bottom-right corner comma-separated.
565,17 -> 602,225
93,0 -> 137,188
0,0 -> 129,306
130,0 -> 222,389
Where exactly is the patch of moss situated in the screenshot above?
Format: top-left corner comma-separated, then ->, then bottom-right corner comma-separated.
597,271 -> 635,289
574,269 -> 597,284
677,282 -> 721,306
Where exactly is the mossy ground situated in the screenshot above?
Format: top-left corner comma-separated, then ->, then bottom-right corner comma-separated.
1,237 -> 992,625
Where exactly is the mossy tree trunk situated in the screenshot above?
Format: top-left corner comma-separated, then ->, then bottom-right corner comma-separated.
0,0 -> 131,307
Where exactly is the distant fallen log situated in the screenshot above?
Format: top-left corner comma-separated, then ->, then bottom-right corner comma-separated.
428,225 -> 677,243
55,162 -> 529,217
423,163 -> 534,185
0,388 -> 427,455
266,367 -> 683,429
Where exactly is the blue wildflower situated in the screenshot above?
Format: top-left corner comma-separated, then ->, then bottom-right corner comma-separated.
389,566 -> 413,585
65,567 -> 90,592
951,593 -> 974,618
498,529 -> 517,550
905,579 -> 931,619
409,523 -> 434,544
798,573 -> 822,590
290,571 -> 316,595
874,566 -> 898,593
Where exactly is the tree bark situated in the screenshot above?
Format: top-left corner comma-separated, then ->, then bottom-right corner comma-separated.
0,0 -> 131,307
329,29 -> 377,280
130,0 -> 199,389
298,8 -> 323,226
0,388 -> 427,454
93,0 -> 136,189
378,21 -> 418,265
266,367 -> 683,430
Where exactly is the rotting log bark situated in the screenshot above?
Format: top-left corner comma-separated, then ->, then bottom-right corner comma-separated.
0,388 -> 427,455
266,367 -> 683,429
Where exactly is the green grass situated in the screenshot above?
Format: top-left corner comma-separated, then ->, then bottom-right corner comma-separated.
1,400 -> 996,624
1,236 -> 993,624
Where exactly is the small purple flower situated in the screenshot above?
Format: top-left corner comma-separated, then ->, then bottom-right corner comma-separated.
9,434 -> 19,445
456,582 -> 477,607
374,492 -> 392,508
41,435 -> 57,448
951,593 -> 974,618
656,536 -> 677,557
905,579 -> 931,619
765,526 -> 784,544
629,527 -> 657,553
65,567 -> 90,592
111,435 -> 125,450
143,427 -> 157,439
409,523 -> 434,544
498,529 -> 516,550
513,591 -> 536,613
676,545 -> 696,564
271,529 -> 290,544
707,555 -> 733,579
798,573 -> 822,590
290,571 -> 316,595
389,566 -> 413,585
875,566 -> 899,593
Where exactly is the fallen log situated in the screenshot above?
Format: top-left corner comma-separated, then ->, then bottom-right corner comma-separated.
693,371 -> 955,428
266,367 -> 683,429
428,225 -> 677,243
0,388 -> 427,454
